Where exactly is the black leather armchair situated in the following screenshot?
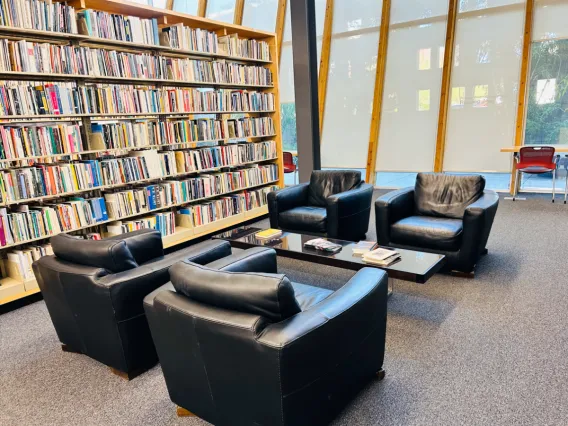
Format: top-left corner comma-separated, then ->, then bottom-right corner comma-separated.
32,229 -> 232,379
375,173 -> 499,274
268,170 -> 374,241
144,247 -> 388,426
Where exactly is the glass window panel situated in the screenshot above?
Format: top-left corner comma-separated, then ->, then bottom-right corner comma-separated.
443,3 -> 525,174
533,0 -> 568,41
206,0 -> 236,23
242,0 -> 278,32
376,17 -> 447,173
391,0 -> 448,24
321,31 -> 380,169
152,0 -> 167,8
332,0 -> 382,33
458,0 -> 523,13
173,0 -> 199,14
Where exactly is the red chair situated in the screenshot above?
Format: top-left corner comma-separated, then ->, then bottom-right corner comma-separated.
283,151 -> 298,184
513,146 -> 559,202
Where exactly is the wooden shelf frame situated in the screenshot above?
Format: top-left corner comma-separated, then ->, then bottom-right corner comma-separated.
0,0 -> 283,305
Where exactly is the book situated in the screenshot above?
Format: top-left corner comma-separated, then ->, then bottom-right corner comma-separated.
255,228 -> 282,240
362,248 -> 401,266
304,238 -> 343,254
352,241 -> 378,256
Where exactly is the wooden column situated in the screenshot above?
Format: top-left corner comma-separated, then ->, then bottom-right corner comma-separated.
276,0 -> 287,62
433,0 -> 458,173
364,0 -> 391,184
198,0 -> 208,17
317,0 -> 333,137
509,0 -> 535,194
165,0 -> 173,10
234,0 -> 245,25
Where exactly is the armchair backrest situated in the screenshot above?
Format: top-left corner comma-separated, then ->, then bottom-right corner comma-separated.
307,170 -> 362,206
170,261 -> 301,322
415,172 -> 485,219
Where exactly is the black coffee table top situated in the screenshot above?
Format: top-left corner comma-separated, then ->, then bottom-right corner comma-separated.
213,227 -> 445,284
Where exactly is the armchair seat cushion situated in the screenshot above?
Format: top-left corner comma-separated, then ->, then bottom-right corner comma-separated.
291,282 -> 333,311
279,206 -> 327,233
391,216 -> 463,251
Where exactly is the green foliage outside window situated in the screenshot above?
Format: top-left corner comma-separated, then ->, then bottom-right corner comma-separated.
281,102 -> 298,151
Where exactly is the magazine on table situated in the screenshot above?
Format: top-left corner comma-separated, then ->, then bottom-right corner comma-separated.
304,238 -> 343,254
362,247 -> 401,266
352,241 -> 378,256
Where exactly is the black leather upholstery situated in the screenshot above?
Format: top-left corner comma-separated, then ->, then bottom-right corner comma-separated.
32,229 -> 232,376
51,233 -> 138,273
415,173 -> 485,219
268,170 -> 373,241
375,173 -> 499,273
144,247 -> 388,426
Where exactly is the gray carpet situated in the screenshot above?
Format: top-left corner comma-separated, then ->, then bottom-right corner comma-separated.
2,191 -> 568,426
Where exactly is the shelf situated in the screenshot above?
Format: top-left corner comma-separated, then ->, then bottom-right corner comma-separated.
0,179 -> 278,249
0,135 -> 278,163
0,71 -> 274,90
0,110 -> 276,124
0,276 -> 40,305
0,156 -> 278,206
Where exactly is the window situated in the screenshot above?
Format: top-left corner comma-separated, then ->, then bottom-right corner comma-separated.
206,0 -> 236,23
375,0 -> 447,177
173,0 -> 199,14
321,0 -> 382,170
418,89 -> 431,111
242,0 -> 278,32
419,48 -> 431,70
443,1 -> 525,181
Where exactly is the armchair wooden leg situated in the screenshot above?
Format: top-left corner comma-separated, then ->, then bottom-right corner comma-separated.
376,369 -> 386,381
109,367 -> 145,381
451,270 -> 475,279
177,406 -> 196,417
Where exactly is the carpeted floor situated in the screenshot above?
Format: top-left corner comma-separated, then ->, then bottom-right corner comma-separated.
1,191 -> 568,425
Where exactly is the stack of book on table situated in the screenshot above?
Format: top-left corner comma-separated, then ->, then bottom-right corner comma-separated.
304,238 -> 342,254
362,247 -> 401,266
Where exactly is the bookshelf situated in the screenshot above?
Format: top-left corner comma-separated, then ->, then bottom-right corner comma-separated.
0,0 -> 284,305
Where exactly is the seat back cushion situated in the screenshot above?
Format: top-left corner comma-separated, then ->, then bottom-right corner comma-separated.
414,173 -> 485,219
170,261 -> 301,323
308,170 -> 362,206
51,234 -> 138,273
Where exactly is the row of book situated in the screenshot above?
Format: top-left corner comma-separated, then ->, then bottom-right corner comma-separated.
1,242 -> 52,280
0,123 -> 83,160
0,39 -> 273,85
0,0 -> 77,33
173,141 -> 277,173
107,211 -> 175,238
102,164 -> 277,220
218,33 -> 271,62
0,196 -> 107,246
78,10 -> 160,46
0,82 -> 276,117
0,150 -> 175,203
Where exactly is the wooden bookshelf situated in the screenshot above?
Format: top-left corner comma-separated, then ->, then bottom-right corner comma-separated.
0,0 -> 283,305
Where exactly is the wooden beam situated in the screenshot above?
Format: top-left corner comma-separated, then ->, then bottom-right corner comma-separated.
317,0 -> 333,138
234,0 -> 245,25
433,0 -> 458,173
364,0 -> 391,184
198,0 -> 207,17
276,0 -> 287,63
509,0 -> 535,194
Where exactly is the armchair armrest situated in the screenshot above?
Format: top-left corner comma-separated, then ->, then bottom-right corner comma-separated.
105,229 -> 163,265
206,247 -> 277,273
326,183 -> 373,240
267,183 -> 309,228
374,187 -> 415,244
460,191 -> 499,267
258,268 -> 388,394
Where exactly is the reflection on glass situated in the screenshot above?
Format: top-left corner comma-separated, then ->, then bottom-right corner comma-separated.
473,85 -> 489,108
173,0 -> 199,14
458,0 -> 524,13
476,40 -> 491,64
451,86 -> 466,107
418,89 -> 431,111
525,39 -> 568,145
439,46 -> 445,68
206,0 -> 236,23
332,0 -> 382,33
419,48 -> 431,70
242,0 -> 278,32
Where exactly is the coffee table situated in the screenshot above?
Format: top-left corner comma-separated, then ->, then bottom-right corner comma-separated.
213,227 -> 446,296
